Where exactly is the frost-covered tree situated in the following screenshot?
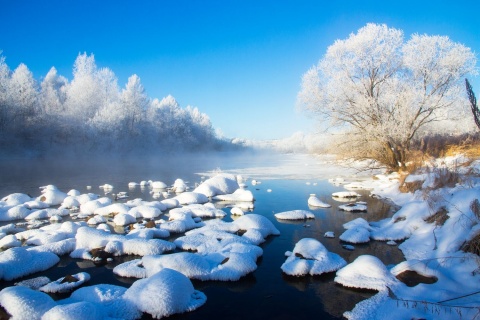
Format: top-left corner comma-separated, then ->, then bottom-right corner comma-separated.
8,63 -> 37,128
121,74 -> 148,135
65,53 -> 100,122
0,53 -> 10,130
40,67 -> 68,116
298,23 -> 477,169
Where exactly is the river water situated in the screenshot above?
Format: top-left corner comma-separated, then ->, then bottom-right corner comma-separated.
0,152 -> 404,319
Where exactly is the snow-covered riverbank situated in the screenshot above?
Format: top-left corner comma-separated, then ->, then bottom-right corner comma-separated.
332,155 -> 480,319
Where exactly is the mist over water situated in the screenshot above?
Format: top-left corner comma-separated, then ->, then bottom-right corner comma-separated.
0,151 -> 404,319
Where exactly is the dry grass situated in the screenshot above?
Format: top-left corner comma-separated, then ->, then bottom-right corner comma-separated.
399,178 -> 424,193
431,167 -> 461,189
445,140 -> 480,159
462,233 -> 480,256
425,207 -> 449,226
471,199 -> 480,220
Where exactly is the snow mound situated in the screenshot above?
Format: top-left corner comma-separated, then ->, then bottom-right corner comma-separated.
0,286 -> 56,320
37,185 -> 68,206
307,194 -> 331,208
281,238 -> 346,276
39,272 -> 90,293
1,193 -> 32,206
232,214 -> 280,244
274,210 -> 314,220
332,191 -> 361,198
335,255 -> 398,291
339,203 -> 367,212
172,179 -> 188,193
0,247 -> 60,281
93,203 -> 130,216
194,173 -> 239,197
212,188 -> 254,202
173,192 -> 209,205
42,301 -> 106,320
0,205 -> 31,221
123,268 -> 206,319
339,227 -> 371,243
66,284 -> 141,320
230,207 -> 244,216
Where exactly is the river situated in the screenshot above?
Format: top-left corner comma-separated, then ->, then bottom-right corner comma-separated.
0,152 -> 404,319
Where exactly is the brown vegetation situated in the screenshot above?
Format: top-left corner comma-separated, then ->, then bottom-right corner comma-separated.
425,207 -> 449,226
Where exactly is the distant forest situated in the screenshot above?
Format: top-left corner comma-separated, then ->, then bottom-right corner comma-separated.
0,52 -> 235,157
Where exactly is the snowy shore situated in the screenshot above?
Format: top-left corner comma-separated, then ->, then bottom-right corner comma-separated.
332,155 -> 480,319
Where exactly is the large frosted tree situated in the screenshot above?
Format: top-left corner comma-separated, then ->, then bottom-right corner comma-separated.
298,23 -> 477,169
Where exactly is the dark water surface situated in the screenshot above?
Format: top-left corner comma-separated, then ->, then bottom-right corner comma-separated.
0,153 -> 404,319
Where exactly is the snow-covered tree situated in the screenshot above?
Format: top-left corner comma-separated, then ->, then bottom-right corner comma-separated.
0,53 -> 10,131
65,53 -> 100,122
298,23 -> 477,169
8,63 -> 37,128
121,74 -> 148,135
40,67 -> 68,116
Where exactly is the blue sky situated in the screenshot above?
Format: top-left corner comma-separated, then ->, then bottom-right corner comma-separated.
1,1 -> 479,140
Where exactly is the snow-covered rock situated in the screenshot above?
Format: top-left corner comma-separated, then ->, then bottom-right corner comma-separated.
274,210 -> 314,220
281,238 -> 346,276
194,173 -> 239,197
123,268 -> 206,319
335,255 -> 398,291
307,194 -> 331,208
0,286 -> 56,319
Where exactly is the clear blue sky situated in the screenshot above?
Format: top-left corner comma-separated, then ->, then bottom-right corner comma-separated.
1,0 -> 479,140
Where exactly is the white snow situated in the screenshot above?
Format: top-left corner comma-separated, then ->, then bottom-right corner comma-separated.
332,191 -> 361,198
339,203 -> 367,212
123,268 -> 206,319
274,210 -> 315,220
335,255 -> 398,291
230,207 -> 244,216
307,194 -> 331,208
173,192 -> 209,205
212,188 -> 255,202
281,238 -> 346,276
39,272 -> 91,293
194,173 -> 239,197
0,286 -> 56,319
93,203 -> 130,216
172,179 -> 188,193
0,247 -> 60,280
151,181 -> 168,189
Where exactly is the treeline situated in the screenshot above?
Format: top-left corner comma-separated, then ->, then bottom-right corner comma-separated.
0,52 -> 233,157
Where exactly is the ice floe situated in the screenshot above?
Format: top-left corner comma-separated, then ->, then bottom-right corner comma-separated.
281,238 -> 346,276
